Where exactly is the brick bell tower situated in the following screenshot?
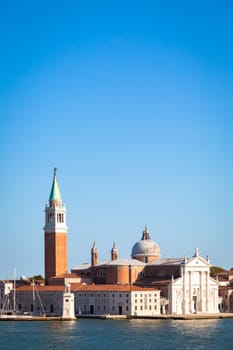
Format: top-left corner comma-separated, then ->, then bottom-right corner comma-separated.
44,168 -> 68,284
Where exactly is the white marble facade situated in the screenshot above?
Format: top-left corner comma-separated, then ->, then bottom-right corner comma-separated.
168,250 -> 219,314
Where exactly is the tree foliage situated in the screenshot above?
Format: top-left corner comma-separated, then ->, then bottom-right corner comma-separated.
210,266 -> 226,276
30,275 -> 44,281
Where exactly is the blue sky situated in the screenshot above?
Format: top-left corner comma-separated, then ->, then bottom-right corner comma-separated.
1,1 -> 233,279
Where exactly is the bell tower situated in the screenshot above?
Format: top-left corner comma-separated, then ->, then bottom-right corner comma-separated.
111,242 -> 118,261
44,168 -> 68,284
91,241 -> 98,266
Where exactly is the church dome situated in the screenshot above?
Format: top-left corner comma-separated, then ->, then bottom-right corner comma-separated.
131,226 -> 160,262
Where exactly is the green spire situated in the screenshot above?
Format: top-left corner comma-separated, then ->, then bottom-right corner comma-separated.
49,168 -> 62,202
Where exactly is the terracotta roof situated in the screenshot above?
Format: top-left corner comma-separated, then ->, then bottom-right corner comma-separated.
16,284 -> 158,293
73,284 -> 158,292
49,273 -> 79,279
16,285 -> 65,292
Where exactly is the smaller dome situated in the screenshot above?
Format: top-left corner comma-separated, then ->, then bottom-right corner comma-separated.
131,226 -> 160,262
132,239 -> 160,257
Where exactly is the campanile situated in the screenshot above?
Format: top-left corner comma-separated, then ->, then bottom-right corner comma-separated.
44,168 -> 68,284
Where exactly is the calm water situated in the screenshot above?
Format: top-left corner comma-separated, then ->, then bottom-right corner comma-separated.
0,318 -> 232,350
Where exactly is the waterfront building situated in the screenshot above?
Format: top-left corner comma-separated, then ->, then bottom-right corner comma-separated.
72,231 -> 219,315
215,271 -> 233,312
74,284 -> 160,316
5,283 -> 159,317
1,169 -> 220,317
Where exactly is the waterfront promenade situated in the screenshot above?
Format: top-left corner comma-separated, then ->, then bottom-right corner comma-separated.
1,313 -> 233,321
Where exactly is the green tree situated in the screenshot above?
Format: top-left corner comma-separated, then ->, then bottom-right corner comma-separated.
210,266 -> 226,277
30,275 -> 44,281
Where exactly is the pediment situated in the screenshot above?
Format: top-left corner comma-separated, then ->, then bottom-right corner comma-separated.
185,255 -> 210,268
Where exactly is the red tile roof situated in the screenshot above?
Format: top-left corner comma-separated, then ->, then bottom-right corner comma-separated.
16,284 -> 158,293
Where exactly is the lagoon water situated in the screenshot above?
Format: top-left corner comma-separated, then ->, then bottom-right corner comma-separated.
0,318 -> 232,350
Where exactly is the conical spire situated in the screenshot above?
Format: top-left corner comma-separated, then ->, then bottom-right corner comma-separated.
49,168 -> 62,206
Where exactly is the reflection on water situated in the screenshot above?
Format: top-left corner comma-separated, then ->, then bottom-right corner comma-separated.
0,318 -> 232,350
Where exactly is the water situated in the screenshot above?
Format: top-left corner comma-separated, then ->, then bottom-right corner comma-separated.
0,318 -> 232,350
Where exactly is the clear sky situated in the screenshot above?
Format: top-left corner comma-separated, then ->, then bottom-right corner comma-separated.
1,1 -> 233,279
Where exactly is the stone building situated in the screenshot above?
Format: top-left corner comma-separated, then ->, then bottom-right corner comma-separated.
0,169 -> 220,317
215,271 -> 233,312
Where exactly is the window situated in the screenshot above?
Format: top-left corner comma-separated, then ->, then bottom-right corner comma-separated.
126,306 -> 128,311
112,294 -> 115,297
140,306 -> 143,310
57,213 -> 63,223
149,305 -> 152,310
112,306 -> 115,311
154,305 -> 157,310
135,306 -> 137,311
119,294 -> 122,298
